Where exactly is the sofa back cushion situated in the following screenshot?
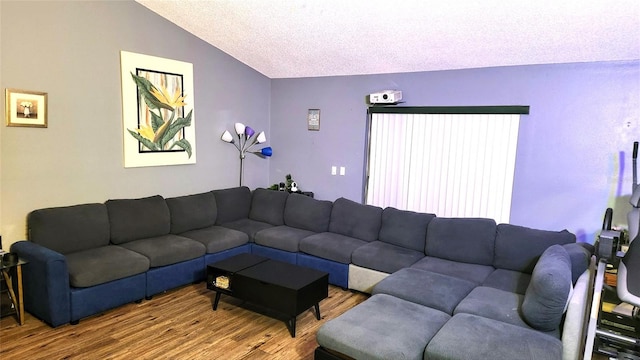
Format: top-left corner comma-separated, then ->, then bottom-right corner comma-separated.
379,207 -> 435,252
28,203 -> 110,254
329,198 -> 382,241
563,242 -> 592,283
166,191 -> 217,234
522,244 -> 573,331
213,186 -> 252,224
249,188 -> 289,225
106,195 -> 170,244
284,193 -> 333,233
425,217 -> 496,265
494,223 -> 576,273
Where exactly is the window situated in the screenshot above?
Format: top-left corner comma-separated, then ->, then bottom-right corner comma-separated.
365,106 -> 528,223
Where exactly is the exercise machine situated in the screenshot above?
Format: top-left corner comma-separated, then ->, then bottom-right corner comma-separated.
585,142 -> 640,360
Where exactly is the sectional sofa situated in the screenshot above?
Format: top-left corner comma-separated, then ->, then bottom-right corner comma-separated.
11,186 -> 593,360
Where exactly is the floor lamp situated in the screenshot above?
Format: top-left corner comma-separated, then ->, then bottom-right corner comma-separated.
221,123 -> 272,186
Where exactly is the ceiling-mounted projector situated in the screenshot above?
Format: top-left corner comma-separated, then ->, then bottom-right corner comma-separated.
370,90 -> 402,104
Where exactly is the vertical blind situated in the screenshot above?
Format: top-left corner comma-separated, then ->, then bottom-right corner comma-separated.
365,108 -> 525,223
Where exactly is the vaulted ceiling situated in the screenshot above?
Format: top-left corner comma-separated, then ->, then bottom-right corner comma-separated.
137,0 -> 640,79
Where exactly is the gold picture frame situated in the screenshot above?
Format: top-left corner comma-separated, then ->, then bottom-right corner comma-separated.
5,89 -> 48,128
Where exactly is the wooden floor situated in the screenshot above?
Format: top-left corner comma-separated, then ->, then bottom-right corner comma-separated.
0,284 -> 368,360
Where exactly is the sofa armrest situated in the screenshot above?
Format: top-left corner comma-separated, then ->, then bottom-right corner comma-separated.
561,261 -> 594,360
10,240 -> 71,327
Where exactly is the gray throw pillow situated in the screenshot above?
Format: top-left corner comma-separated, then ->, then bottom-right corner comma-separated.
521,244 -> 572,331
563,243 -> 592,283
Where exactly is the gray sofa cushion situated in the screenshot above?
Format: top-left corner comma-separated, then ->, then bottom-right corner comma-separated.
213,186 -> 252,224
425,313 -> 562,360
373,268 -> 475,314
299,232 -> 367,264
563,242 -> 592,283
221,218 -> 273,241
118,234 -> 205,267
27,203 -> 110,254
521,244 -> 573,332
317,294 -> 450,360
254,225 -> 315,252
166,191 -> 217,234
351,241 -> 425,273
328,198 -> 382,241
494,223 -> 575,273
65,245 -> 150,287
378,207 -> 434,252
425,217 -> 496,265
454,286 -> 541,333
410,256 -> 494,284
284,193 -> 333,233
106,195 -> 170,245
180,226 -> 248,253
249,188 -> 288,225
482,269 -> 532,295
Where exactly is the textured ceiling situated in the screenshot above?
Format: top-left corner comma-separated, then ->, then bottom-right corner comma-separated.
136,0 -> 640,79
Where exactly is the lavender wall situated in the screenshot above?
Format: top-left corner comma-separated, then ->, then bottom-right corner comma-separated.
270,61 -> 640,242
0,1 -> 270,247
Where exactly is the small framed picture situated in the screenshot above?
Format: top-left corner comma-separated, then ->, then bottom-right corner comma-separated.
5,88 -> 48,128
308,109 -> 320,131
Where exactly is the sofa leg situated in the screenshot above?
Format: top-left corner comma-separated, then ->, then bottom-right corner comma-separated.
135,299 -> 143,304
70,320 -> 79,325
145,296 -> 152,300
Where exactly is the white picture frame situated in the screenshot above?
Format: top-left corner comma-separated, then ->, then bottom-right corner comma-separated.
120,51 -> 196,168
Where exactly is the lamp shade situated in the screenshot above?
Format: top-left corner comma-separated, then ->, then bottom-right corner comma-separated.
256,131 -> 267,144
234,122 -> 245,135
260,146 -> 273,157
221,130 -> 234,143
245,126 -> 255,138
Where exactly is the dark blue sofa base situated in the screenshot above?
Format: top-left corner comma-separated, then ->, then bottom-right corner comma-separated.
251,244 -> 298,264
204,244 -> 251,267
146,257 -> 205,297
12,242 -> 255,327
70,273 -> 146,322
297,253 -> 349,288
14,237 -> 350,327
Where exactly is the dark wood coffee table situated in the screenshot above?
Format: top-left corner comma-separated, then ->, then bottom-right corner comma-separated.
207,253 -> 329,337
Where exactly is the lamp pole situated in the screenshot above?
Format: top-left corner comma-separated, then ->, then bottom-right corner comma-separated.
221,123 -> 272,187
239,152 -> 245,187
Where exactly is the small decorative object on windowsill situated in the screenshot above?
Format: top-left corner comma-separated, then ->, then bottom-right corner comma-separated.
221,123 -> 272,186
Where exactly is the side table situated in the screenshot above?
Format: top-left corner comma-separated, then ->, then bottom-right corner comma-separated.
1,257 -> 27,325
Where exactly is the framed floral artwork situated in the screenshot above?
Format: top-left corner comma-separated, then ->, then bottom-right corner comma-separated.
120,51 -> 196,168
5,89 -> 48,128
